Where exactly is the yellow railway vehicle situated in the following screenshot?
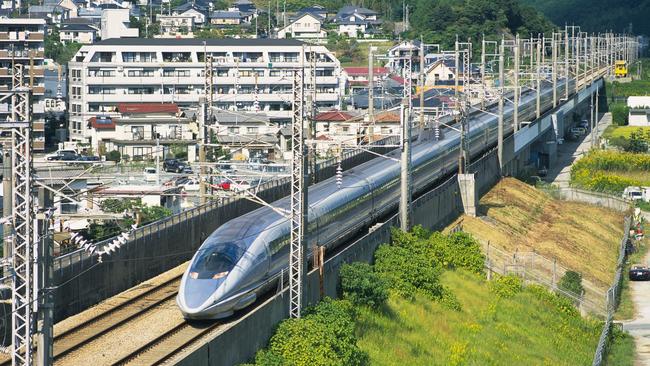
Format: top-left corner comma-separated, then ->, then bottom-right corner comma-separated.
615,60 -> 628,78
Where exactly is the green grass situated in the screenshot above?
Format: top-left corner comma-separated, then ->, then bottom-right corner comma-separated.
357,270 -> 605,365
603,125 -> 650,140
605,327 -> 636,366
340,41 -> 395,67
616,239 -> 648,320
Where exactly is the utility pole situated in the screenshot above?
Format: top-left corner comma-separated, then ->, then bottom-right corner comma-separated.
289,54 -> 308,318
199,98 -> 207,205
155,137 -> 160,186
419,38 -> 425,130
368,45 -> 374,122
498,41 -> 504,171
399,50 -> 413,232
399,102 -> 411,232
565,27 -> 570,99
536,36 -> 541,119
480,36 -> 486,110
552,32 -> 558,107
36,188 -> 53,366
514,35 -> 520,131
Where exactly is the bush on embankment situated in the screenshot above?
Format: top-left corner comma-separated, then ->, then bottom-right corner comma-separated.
571,150 -> 650,193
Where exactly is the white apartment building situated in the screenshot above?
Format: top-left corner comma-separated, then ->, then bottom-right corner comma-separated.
157,15 -> 194,37
68,38 -> 341,145
100,9 -> 138,40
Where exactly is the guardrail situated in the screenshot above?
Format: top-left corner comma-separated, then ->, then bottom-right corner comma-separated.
592,216 -> 631,366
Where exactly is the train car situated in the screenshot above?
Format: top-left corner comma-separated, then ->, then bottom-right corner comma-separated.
177,78 -> 574,319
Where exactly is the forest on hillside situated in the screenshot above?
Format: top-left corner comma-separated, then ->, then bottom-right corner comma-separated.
256,0 -> 552,46
523,0 -> 650,35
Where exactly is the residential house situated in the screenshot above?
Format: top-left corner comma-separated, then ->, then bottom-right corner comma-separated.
210,10 -> 246,26
60,23 -> 98,43
387,40 -> 423,77
366,109 -> 400,140
77,7 -> 103,22
45,0 -> 79,17
342,66 -> 389,88
295,5 -> 328,20
211,109 -> 279,160
231,0 -> 255,13
334,5 -> 381,38
423,57 -> 479,87
158,14 -> 194,37
628,96 -> 650,126
314,110 -> 363,152
277,12 -> 326,39
28,5 -> 70,25
0,0 -> 19,12
100,8 -> 138,39
86,103 -> 199,160
172,2 -> 208,26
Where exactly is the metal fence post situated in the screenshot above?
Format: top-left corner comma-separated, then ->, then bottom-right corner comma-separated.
552,259 -> 557,289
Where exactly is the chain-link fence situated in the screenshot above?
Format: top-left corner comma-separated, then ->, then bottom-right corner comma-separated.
537,184 -> 631,213
479,239 -> 608,316
592,216 -> 631,366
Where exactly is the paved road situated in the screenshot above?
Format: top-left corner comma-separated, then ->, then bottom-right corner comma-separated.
623,245 -> 650,366
546,112 -> 612,188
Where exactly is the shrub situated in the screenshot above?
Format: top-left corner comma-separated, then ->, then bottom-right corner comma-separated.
611,103 -> 629,126
374,243 -> 444,300
489,274 -> 522,299
261,298 -> 368,366
105,150 -> 121,162
429,231 -> 485,274
339,263 -> 388,309
558,271 -> 584,298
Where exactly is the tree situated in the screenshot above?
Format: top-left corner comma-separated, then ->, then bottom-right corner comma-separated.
339,262 -> 388,309
194,28 -> 225,39
627,129 -> 649,153
44,27 -> 82,64
558,271 -> 584,298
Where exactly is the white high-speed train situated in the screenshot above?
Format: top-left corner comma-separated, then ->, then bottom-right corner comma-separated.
177,78 -> 575,319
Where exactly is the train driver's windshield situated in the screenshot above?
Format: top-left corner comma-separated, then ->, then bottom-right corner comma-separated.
189,242 -> 245,280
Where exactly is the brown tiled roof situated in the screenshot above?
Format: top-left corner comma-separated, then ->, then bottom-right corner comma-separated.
89,116 -> 116,129
314,110 -> 357,122
374,110 -> 399,123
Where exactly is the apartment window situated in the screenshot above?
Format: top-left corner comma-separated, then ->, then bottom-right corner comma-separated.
122,52 -> 137,62
269,70 -> 281,77
91,52 -> 115,62
163,69 -> 190,77
88,86 -> 115,94
71,69 -> 81,79
341,126 -> 350,133
131,126 -> 145,140
87,69 -> 115,77
246,127 -> 259,134
162,52 -> 191,62
140,52 -> 156,62
227,126 -> 239,134
128,87 -> 155,94
127,69 -> 155,77
284,53 -> 298,62
132,147 -> 152,160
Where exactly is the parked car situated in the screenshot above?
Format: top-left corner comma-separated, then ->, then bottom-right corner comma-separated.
623,186 -> 644,201
143,167 -> 157,182
163,159 -> 186,173
629,265 -> 650,281
570,127 -> 587,136
76,155 -> 101,162
46,149 -> 78,161
59,151 -> 81,161
181,164 -> 194,174
181,178 -> 200,192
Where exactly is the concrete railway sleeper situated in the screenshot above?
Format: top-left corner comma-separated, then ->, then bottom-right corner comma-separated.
110,321 -> 224,366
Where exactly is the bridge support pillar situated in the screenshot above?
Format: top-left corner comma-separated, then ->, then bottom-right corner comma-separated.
458,173 -> 478,217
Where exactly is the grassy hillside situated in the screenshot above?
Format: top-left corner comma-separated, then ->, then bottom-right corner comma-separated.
447,178 -> 624,291
524,0 -> 650,35
357,270 -> 605,365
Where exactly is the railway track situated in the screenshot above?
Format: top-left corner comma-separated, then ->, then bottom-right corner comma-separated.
0,274 -> 183,366
111,320 -> 223,365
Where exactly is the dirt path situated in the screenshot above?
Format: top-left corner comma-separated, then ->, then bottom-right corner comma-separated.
623,247 -> 650,365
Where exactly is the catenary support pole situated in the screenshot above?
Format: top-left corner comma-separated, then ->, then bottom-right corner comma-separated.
514,35 -> 520,131
498,41 -> 505,171
399,103 -> 411,232
36,188 -> 52,366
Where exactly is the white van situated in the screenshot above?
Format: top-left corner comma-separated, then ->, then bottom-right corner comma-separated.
143,167 -> 157,182
623,186 -> 643,201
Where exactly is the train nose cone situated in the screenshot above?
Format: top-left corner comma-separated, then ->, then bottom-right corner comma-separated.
182,278 -> 223,309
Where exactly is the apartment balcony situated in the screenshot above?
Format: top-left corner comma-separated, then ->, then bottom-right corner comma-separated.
33,121 -> 44,131
33,140 -> 44,151
0,31 -> 44,41
0,66 -> 45,78
0,50 -> 45,59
